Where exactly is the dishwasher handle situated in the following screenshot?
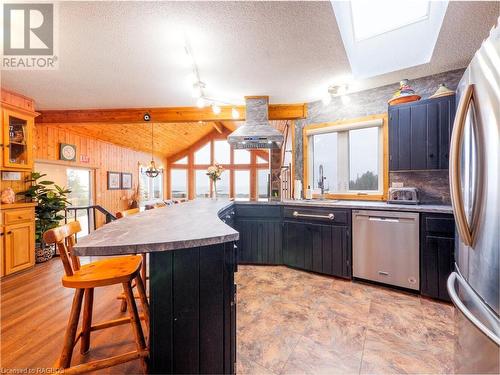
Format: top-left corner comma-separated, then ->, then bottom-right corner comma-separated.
368,217 -> 400,223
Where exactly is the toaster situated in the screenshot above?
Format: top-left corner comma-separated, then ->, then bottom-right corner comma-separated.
388,187 -> 419,205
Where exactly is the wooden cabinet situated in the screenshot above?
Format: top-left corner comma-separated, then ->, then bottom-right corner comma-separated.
420,213 -> 455,301
282,207 -> 351,279
1,107 -> 35,170
1,205 -> 36,276
389,95 -> 456,171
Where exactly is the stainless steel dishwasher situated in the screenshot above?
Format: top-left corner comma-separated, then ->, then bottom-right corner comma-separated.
352,210 -> 419,290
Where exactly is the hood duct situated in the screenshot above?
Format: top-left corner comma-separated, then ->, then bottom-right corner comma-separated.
227,96 -> 284,149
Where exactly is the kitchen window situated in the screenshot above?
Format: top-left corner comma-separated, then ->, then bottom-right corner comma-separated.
304,115 -> 388,200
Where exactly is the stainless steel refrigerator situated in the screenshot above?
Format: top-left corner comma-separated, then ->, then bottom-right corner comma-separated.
447,19 -> 500,374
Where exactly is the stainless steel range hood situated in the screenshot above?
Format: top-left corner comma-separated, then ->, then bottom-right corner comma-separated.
227,96 -> 284,149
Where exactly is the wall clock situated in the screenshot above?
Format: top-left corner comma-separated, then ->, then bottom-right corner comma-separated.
60,143 -> 76,161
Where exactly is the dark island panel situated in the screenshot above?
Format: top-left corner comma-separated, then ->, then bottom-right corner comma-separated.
150,242 -> 236,374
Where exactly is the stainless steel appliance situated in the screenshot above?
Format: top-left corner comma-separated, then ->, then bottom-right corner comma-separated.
447,20 -> 500,374
227,96 -> 284,149
352,210 -> 419,290
387,187 -> 419,204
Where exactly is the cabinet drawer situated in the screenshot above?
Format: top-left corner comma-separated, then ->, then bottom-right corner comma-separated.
235,205 -> 281,218
4,209 -> 34,225
424,215 -> 455,236
283,206 -> 349,225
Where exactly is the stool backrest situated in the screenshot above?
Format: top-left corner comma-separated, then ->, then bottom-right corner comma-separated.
116,208 -> 140,219
43,221 -> 82,276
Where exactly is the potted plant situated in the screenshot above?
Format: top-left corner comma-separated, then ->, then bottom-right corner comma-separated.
206,163 -> 224,199
20,172 -> 71,263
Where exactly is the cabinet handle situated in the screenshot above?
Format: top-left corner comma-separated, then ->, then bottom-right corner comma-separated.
429,153 -> 434,158
292,211 -> 335,220
7,231 -> 12,235
0,233 -> 4,236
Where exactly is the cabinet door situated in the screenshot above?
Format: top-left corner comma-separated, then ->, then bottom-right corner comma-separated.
283,221 -> 307,269
235,219 -> 282,264
0,227 -> 4,277
309,224 -> 351,279
2,109 -> 34,169
421,235 -> 454,301
410,104 -> 428,170
4,222 -> 35,275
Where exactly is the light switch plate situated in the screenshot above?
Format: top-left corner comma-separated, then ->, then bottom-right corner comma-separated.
391,182 -> 404,188
1,171 -> 22,181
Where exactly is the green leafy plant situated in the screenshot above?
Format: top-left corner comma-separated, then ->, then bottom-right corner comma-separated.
21,172 -> 71,248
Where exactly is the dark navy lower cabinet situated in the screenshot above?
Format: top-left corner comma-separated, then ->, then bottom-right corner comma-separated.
282,207 -> 352,279
150,242 -> 236,374
420,213 -> 455,302
235,219 -> 283,264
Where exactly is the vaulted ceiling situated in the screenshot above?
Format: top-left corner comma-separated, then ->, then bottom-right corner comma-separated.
42,120 -> 289,158
2,1 -> 498,109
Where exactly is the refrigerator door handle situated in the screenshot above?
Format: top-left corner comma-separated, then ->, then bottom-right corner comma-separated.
447,272 -> 500,346
449,84 -> 475,247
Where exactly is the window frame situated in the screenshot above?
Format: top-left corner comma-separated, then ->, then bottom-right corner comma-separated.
167,132 -> 270,200
303,114 -> 388,201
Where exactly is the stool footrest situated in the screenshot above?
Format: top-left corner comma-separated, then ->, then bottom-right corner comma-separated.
57,349 -> 149,375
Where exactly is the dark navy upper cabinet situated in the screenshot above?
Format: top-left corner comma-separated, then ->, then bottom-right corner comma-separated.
389,95 -> 456,171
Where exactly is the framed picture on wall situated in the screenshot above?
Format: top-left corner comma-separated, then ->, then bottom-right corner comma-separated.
121,173 -> 132,190
107,171 -> 121,190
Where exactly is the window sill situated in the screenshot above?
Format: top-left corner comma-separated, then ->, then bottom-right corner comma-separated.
313,193 -> 387,201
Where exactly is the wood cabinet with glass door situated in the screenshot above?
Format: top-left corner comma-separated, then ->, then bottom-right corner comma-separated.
1,107 -> 35,170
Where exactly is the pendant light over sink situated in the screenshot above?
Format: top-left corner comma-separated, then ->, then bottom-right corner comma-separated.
145,122 -> 159,178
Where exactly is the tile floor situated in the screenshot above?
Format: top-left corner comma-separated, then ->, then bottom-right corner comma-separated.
235,265 -> 455,375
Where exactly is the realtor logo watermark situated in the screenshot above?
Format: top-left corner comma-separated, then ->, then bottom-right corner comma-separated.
2,2 -> 58,69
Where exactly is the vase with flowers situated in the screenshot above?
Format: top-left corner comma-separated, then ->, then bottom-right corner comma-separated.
206,164 -> 224,199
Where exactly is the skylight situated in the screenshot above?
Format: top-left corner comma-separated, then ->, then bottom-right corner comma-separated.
351,0 -> 430,41
331,0 -> 448,78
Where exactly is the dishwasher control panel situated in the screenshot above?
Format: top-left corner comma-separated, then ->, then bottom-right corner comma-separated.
352,210 -> 420,290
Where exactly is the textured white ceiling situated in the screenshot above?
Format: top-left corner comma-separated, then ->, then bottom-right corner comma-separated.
1,1 -> 498,109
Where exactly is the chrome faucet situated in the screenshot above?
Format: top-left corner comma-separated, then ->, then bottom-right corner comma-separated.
318,164 -> 326,199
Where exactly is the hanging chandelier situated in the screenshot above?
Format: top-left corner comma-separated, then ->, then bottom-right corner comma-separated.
145,122 -> 160,178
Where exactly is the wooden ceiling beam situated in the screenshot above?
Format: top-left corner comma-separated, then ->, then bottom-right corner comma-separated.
213,122 -> 224,134
36,103 -> 307,124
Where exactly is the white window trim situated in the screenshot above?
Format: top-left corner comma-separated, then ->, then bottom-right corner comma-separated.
308,119 -> 384,196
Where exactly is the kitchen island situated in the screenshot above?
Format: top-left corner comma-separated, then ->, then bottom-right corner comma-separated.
74,200 -> 239,374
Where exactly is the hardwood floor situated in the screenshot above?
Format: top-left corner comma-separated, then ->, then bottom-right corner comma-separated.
1,257 -> 143,374
1,260 -> 455,374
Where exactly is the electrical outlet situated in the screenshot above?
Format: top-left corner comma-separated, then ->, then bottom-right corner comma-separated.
1,171 -> 21,181
391,182 -> 404,188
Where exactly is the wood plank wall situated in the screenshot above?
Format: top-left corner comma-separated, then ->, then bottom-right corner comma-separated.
34,124 -> 168,226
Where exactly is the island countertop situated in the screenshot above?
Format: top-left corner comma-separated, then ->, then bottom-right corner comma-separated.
73,199 -> 238,256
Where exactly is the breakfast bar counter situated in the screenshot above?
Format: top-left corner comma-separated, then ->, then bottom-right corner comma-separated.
74,200 -> 238,374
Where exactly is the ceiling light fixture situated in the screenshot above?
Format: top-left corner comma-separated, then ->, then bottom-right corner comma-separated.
322,84 -> 350,106
145,122 -> 160,178
184,41 -> 242,115
212,104 -> 221,115
231,107 -> 240,119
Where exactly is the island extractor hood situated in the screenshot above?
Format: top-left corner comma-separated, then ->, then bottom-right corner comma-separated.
227,96 -> 284,149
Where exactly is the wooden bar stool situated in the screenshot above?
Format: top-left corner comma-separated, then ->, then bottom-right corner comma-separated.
115,208 -> 148,312
44,221 -> 149,374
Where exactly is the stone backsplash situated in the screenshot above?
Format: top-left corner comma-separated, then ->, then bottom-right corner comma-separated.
390,170 -> 451,204
293,68 -> 465,203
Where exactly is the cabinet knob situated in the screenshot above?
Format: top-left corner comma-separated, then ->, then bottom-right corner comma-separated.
0,233 -> 4,236
429,153 -> 434,158
7,231 -> 12,235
